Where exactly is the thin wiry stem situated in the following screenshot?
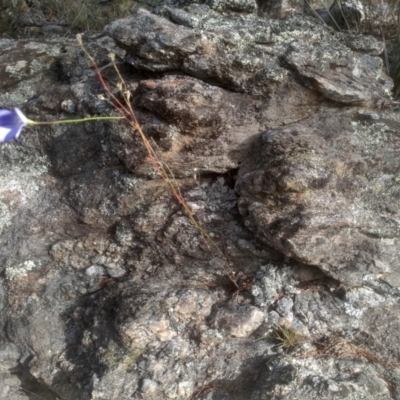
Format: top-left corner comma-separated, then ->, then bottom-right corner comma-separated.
77,37 -> 238,286
316,0 -> 342,30
28,116 -> 124,125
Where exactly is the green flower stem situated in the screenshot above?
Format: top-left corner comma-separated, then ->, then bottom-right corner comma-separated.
27,116 -> 125,125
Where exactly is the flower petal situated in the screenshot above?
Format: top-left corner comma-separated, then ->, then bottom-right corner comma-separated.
0,125 -> 23,142
0,127 -> 12,142
14,107 -> 28,124
0,108 -> 27,143
0,110 -> 18,126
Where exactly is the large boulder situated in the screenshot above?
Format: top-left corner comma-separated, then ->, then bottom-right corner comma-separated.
105,7 -> 390,104
236,110 -> 400,286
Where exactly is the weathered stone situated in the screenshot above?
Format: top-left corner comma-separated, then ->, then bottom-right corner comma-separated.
283,39 -> 390,104
105,8 -> 288,96
249,357 -> 392,400
105,8 -> 390,105
0,40 -> 63,107
338,31 -> 385,56
1,2 -> 400,400
236,110 -> 400,286
328,0 -> 365,30
207,0 -> 257,13
210,305 -> 265,337
276,296 -> 294,322
85,265 -> 107,276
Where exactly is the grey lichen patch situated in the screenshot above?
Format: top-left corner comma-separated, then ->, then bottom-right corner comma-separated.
343,287 -> 387,319
186,177 -> 237,217
208,0 -> 257,13
251,263 -> 299,308
290,40 -> 354,70
0,42 -> 66,107
351,121 -> 389,155
6,260 -> 39,280
350,120 -> 400,236
273,27 -> 327,44
339,32 -> 385,56
0,149 -> 49,230
23,41 -> 65,57
5,60 -> 28,76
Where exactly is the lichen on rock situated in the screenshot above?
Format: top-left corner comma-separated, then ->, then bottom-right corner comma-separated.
1,0 -> 400,399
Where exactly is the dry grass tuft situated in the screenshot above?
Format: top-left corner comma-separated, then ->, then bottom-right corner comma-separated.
303,334 -> 400,368
37,0 -> 135,31
271,323 -> 305,350
0,0 -> 28,37
0,0 -> 136,37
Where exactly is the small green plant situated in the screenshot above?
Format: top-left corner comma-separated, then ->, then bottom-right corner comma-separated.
271,324 -> 304,350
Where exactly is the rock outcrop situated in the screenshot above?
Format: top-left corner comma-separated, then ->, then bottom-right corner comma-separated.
236,110 -> 400,287
1,1 -> 400,399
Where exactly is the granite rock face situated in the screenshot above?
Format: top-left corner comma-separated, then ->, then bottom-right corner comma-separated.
106,6 -> 390,104
1,1 -> 400,400
236,110 -> 400,286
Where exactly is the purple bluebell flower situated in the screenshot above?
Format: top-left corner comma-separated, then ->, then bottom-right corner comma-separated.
0,108 -> 28,143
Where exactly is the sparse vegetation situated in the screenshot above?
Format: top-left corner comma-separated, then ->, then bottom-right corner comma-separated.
271,323 -> 305,350
303,334 -> 400,367
0,0 -> 136,37
38,0 -> 135,31
0,0 -> 28,38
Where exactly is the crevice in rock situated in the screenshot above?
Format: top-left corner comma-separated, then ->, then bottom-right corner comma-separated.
10,358 -> 64,400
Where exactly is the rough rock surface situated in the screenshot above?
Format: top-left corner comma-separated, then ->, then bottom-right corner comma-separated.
1,1 -> 400,400
328,0 -> 365,30
236,110 -> 400,286
106,6 -> 390,103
